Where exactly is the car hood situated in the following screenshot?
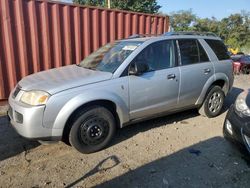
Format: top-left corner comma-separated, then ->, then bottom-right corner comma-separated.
19,65 -> 113,94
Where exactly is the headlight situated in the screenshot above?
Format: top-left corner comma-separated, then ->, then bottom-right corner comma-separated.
235,92 -> 250,116
20,91 -> 50,106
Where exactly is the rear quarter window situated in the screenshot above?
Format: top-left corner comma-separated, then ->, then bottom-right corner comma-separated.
205,39 -> 230,60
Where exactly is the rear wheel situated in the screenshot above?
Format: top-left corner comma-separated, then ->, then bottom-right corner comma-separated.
69,106 -> 116,154
199,86 -> 225,118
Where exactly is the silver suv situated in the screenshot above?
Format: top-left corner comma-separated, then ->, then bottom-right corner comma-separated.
8,32 -> 233,153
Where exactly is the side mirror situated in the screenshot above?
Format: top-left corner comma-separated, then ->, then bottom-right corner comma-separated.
129,61 -> 148,76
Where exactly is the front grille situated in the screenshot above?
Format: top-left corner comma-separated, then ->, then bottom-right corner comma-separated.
15,111 -> 23,123
12,86 -> 21,98
8,107 -> 23,123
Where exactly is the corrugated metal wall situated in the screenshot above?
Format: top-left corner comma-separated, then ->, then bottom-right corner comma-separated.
0,0 -> 169,100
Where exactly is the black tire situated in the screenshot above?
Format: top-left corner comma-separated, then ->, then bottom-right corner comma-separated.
199,86 -> 225,118
69,106 -> 116,154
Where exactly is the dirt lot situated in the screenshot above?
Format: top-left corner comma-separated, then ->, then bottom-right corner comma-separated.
0,75 -> 250,188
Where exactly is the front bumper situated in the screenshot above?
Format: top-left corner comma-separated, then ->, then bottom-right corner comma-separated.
8,95 -> 62,141
223,105 -> 250,152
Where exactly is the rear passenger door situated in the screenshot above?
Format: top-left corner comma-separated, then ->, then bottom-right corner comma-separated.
177,39 -> 214,107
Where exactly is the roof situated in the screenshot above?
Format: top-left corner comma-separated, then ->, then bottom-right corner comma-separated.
122,32 -> 221,43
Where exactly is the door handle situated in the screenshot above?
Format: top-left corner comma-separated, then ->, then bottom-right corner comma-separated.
167,74 -> 176,80
204,68 -> 211,74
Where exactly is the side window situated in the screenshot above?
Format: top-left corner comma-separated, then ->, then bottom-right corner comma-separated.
205,39 -> 230,60
197,41 -> 209,62
133,40 -> 175,71
178,39 -> 209,65
178,39 -> 199,65
155,40 -> 175,70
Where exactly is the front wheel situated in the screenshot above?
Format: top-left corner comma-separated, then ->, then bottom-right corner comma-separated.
199,86 -> 225,118
69,106 -> 116,154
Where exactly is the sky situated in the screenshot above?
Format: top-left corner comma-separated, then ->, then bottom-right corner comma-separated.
158,0 -> 250,20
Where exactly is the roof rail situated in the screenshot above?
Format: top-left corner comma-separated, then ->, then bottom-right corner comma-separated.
163,31 -> 218,37
127,34 -> 159,39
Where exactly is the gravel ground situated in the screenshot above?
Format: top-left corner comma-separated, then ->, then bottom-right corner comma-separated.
0,105 -> 8,117
0,75 -> 250,188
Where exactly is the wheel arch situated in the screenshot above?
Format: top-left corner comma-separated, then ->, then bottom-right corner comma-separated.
196,74 -> 229,105
211,79 -> 227,93
51,90 -> 130,141
62,99 -> 121,144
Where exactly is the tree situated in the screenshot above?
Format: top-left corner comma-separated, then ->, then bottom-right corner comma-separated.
73,0 -> 104,6
194,17 -> 219,34
170,9 -> 250,52
219,13 -> 250,49
73,0 -> 161,14
170,10 -> 196,31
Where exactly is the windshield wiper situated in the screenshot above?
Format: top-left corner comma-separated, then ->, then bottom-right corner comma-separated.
85,67 -> 96,70
76,64 -> 96,70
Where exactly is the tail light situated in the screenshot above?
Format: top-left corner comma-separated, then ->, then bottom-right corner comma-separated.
233,61 -> 241,74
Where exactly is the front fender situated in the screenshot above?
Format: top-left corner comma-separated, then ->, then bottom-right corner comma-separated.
53,90 -> 129,130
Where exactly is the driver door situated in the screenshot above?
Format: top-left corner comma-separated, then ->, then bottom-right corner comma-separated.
129,40 -> 180,120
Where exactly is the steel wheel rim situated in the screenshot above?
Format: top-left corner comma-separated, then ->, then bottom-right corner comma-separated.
208,92 -> 223,113
79,116 -> 109,146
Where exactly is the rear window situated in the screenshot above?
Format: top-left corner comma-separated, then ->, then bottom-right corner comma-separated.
205,39 -> 230,60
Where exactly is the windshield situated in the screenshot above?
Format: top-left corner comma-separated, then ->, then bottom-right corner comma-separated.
79,41 -> 143,73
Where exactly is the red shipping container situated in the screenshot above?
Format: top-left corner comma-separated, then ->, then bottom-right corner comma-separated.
0,0 -> 169,101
